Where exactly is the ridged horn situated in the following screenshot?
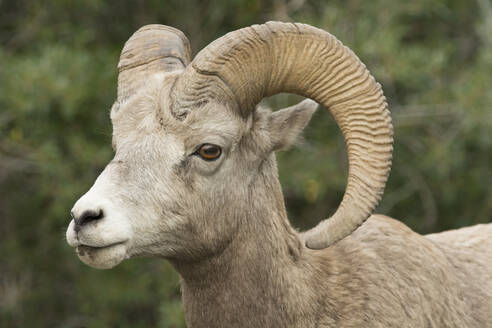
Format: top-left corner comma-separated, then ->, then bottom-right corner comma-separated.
117,24 -> 191,101
173,22 -> 393,249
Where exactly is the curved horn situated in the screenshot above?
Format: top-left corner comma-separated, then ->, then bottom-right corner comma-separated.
173,22 -> 393,249
117,24 -> 191,101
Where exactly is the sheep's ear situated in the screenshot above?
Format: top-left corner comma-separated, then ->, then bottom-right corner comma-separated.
268,99 -> 318,151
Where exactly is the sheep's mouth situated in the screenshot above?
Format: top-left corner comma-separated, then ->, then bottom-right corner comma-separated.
76,242 -> 125,255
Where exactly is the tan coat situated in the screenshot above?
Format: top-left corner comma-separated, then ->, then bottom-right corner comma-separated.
67,22 -> 492,327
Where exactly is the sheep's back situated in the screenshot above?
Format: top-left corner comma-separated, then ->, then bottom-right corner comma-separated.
425,223 -> 492,323
425,223 -> 492,284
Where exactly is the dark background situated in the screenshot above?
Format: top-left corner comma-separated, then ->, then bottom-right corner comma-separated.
1,0 -> 491,327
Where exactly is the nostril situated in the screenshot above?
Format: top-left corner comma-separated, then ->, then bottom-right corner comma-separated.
74,209 -> 104,229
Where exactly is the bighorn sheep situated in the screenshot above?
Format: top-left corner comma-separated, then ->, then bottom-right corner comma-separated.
66,22 -> 492,327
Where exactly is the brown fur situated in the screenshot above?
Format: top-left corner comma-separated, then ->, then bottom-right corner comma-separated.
67,24 -> 492,326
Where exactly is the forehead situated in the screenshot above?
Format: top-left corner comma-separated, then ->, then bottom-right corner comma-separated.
177,102 -> 246,145
110,72 -> 247,147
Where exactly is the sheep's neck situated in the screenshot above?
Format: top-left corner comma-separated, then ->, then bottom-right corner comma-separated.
174,175 -> 317,327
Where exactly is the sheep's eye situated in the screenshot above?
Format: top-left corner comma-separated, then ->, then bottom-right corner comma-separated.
196,144 -> 222,161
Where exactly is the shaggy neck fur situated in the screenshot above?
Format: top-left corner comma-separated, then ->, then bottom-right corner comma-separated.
171,160 -> 324,327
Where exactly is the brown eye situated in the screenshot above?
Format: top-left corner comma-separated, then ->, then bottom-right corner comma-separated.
197,144 -> 222,161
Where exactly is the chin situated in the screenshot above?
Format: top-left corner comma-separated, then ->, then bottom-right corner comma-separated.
76,243 -> 128,269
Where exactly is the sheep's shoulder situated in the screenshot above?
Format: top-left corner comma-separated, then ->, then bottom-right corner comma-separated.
317,215 -> 492,327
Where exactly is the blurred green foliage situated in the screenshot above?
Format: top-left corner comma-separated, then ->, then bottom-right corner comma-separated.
0,0 -> 491,327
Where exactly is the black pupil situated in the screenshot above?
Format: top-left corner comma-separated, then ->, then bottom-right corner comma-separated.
200,145 -> 220,159
204,147 -> 217,155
